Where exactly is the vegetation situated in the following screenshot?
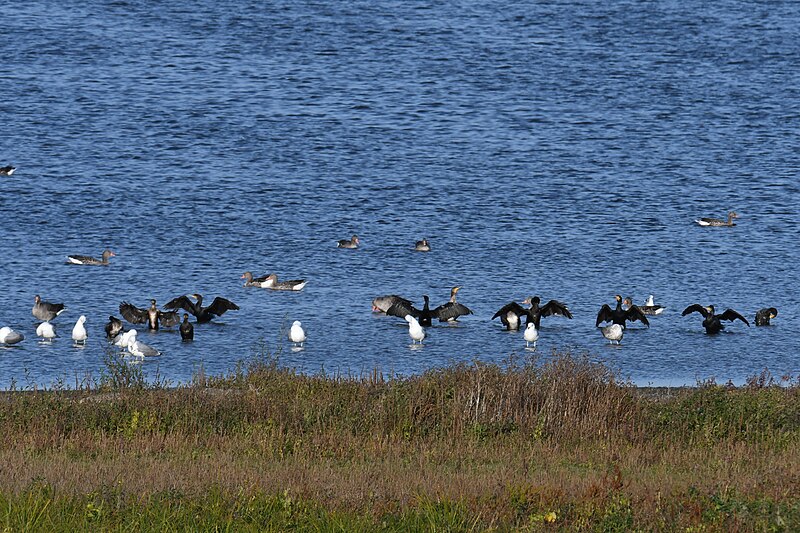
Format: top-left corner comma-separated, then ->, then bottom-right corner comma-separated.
1,348 -> 799,531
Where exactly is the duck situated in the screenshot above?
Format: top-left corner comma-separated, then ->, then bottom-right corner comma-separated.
262,273 -> 307,291
36,321 -> 57,341
681,304 -> 750,334
105,316 -> 123,339
66,249 -> 115,266
492,296 -> 573,331
432,286 -> 473,322
32,295 -> 66,322
415,238 -> 431,252
755,307 -> 778,326
385,295 -> 437,327
622,297 -> 662,319
289,320 -> 306,346
405,315 -> 426,344
241,272 -> 272,288
695,211 -> 738,227
372,294 -> 413,313
120,299 -> 180,330
596,295 -> 650,329
163,294 -> 239,323
601,324 -> 624,344
0,165 -> 15,176
126,330 -> 161,357
71,315 -> 87,344
336,235 -> 360,249
639,295 -> 665,315
0,326 -> 24,345
523,323 -> 539,348
179,314 -> 194,340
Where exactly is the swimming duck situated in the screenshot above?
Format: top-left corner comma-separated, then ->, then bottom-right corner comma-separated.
492,296 -> 573,331
262,273 -> 307,291
289,320 -> 306,346
336,235 -> 360,249
754,307 -> 778,326
695,211 -> 738,227
120,299 -> 180,330
32,295 -> 66,322
523,322 -> 539,348
105,316 -> 123,339
179,314 -> 194,340
596,295 -> 650,328
126,330 -> 161,357
405,315 -> 426,344
72,315 -> 87,344
681,304 -> 749,334
163,294 -> 239,323
241,272 -> 272,288
0,327 -> 24,345
372,295 -> 413,313
433,286 -> 473,322
415,238 -> 431,252
639,295 -> 665,315
66,249 -> 115,266
601,324 -> 624,344
0,166 -> 15,176
37,321 -> 57,341
385,295 -> 437,327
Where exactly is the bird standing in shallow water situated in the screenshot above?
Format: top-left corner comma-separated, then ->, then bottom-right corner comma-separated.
72,315 -> 87,345
180,314 -> 194,340
0,327 -> 24,345
433,287 -> 473,322
754,307 -> 778,326
289,321 -> 306,346
493,296 -> 572,331
120,299 -> 180,330
681,304 -> 750,334
126,330 -> 161,357
163,294 -> 239,323
37,321 -> 56,342
105,316 -> 123,339
601,324 -> 624,344
523,322 -> 539,348
596,295 -> 649,329
32,295 -> 66,322
405,315 -> 426,344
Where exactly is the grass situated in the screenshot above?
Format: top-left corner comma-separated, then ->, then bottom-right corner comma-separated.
0,349 -> 798,531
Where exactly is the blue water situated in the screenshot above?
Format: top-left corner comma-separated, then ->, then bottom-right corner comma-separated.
1,0 -> 798,388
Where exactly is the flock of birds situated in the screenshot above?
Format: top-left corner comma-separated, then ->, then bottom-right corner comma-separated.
0,203 -> 780,356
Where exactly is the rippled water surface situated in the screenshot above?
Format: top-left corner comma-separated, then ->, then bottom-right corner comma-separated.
1,0 -> 799,388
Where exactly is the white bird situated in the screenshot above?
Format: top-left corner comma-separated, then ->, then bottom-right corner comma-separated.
72,315 -> 88,344
126,330 -> 161,357
523,322 -> 539,348
36,321 -> 57,341
601,323 -> 624,345
289,320 -> 306,346
0,326 -> 24,345
113,329 -> 136,348
405,315 -> 425,344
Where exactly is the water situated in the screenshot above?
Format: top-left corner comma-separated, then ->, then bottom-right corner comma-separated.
1,0 -> 798,388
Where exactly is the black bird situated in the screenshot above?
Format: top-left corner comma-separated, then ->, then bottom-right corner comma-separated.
163,293 -> 239,323
386,295 -> 437,327
681,304 -> 750,334
755,307 -> 778,326
104,316 -> 123,339
32,295 -> 66,322
492,296 -> 573,331
0,165 -> 15,176
596,295 -> 650,328
120,299 -> 180,330
179,314 -> 194,340
432,286 -> 473,322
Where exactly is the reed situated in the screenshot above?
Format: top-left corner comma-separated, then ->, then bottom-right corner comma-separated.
0,350 -> 798,530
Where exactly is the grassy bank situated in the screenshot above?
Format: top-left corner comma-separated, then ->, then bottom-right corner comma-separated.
1,350 -> 799,531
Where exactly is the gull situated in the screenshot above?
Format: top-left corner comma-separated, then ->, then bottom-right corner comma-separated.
0,327 -> 24,345
72,315 -> 88,344
36,321 -> 57,342
289,320 -> 306,347
523,322 -> 539,348
405,315 -> 426,344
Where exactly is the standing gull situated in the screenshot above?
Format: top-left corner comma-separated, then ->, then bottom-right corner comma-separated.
523,323 -> 539,348
37,321 -> 57,341
405,315 -> 426,344
72,315 -> 88,345
289,320 -> 306,347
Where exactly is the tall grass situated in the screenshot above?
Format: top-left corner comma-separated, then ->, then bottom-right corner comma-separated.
0,350 -> 798,530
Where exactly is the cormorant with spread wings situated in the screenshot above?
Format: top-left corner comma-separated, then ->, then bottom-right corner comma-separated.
492,296 -> 572,331
120,299 -> 180,330
681,304 -> 749,334
596,294 -> 650,328
163,293 -> 239,323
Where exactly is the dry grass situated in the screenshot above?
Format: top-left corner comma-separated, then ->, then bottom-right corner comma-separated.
1,350 -> 798,530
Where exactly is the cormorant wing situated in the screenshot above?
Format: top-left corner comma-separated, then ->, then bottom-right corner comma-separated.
386,300 -> 421,319
719,309 -> 750,326
206,296 -> 240,317
434,302 -> 473,322
492,301 -> 526,321
541,300 -> 573,319
624,305 -> 650,327
681,304 -> 710,318
163,295 -> 196,313
596,304 -> 614,327
159,310 -> 181,327
119,302 -> 148,324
